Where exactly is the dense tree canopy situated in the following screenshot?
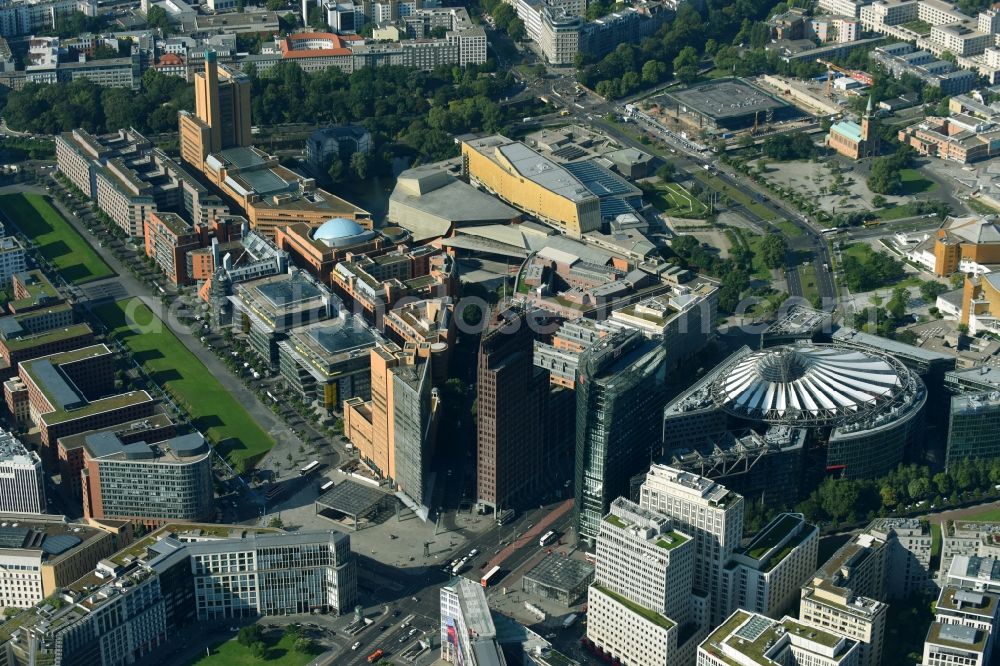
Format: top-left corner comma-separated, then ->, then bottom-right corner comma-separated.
841,249 -> 905,292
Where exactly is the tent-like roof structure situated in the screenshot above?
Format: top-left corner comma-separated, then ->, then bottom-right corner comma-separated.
710,343 -> 912,426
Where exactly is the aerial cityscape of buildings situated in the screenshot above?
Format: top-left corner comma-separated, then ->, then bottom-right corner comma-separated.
9,0 -> 1000,661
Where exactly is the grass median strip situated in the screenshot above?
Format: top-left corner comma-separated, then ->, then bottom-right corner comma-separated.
0,193 -> 113,284
95,298 -> 275,466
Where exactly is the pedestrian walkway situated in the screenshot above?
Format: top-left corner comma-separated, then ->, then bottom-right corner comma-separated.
486,499 -> 573,571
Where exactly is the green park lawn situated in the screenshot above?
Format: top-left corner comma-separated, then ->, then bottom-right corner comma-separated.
799,264 -> 820,303
774,219 -> 804,237
898,168 -> 937,195
960,506 -> 1000,522
194,633 -> 318,666
742,233 -> 774,281
646,181 -> 709,217
0,193 -> 113,284
95,298 -> 275,466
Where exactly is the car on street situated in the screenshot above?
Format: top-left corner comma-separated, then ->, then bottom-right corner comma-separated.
352,641 -> 362,650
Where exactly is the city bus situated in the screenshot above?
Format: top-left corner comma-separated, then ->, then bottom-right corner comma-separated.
539,531 -> 557,547
481,566 -> 502,588
319,480 -> 334,494
820,227 -> 841,235
299,460 -> 320,476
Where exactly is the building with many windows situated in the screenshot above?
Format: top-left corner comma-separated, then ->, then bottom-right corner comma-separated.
0,429 -> 45,514
343,342 -> 439,517
0,514 -> 130,610
721,513 -> 818,619
3,345 -> 156,466
277,315 -> 382,410
0,235 -> 25,286
476,306 -> 550,516
946,390 -> 1000,468
586,497 -> 701,666
799,582 -> 887,666
188,530 -> 356,618
230,269 -> 334,368
638,465 -> 745,626
80,430 -> 214,527
575,330 -> 667,543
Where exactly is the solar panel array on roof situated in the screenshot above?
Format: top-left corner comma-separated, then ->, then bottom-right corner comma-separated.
551,145 -> 587,160
0,527 -> 30,549
734,614 -> 772,642
564,161 -> 635,198
41,534 -> 81,556
599,198 -> 636,219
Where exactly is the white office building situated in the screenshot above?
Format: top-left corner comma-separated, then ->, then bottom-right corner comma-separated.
0,236 -> 26,287
722,513 -> 818,619
799,581 -> 887,666
587,497 -> 700,666
698,610 -> 861,666
0,430 -> 44,514
187,530 -> 356,618
639,464 -> 744,624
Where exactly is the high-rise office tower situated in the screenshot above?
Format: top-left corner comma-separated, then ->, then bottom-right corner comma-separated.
575,330 -> 667,543
639,464 -> 744,625
179,50 -> 252,168
587,497 -> 701,666
343,342 -> 438,516
0,430 -> 44,514
476,306 -> 548,514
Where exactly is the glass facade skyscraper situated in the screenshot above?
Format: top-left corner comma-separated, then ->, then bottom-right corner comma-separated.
574,330 -> 667,543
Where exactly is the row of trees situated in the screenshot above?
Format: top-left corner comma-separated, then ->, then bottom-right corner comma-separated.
797,460 -> 1000,527
1,69 -> 193,135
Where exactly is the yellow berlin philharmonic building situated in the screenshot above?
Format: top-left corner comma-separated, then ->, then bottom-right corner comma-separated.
461,135 -> 601,238
178,51 -> 370,239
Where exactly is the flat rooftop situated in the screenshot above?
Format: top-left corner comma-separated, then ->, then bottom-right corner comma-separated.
668,79 -> 788,121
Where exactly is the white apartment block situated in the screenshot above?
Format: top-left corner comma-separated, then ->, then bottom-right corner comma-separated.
809,16 -> 862,42
639,464 -> 744,625
698,610 -> 861,666
933,586 -> 999,662
0,0 -> 94,38
867,518 -> 932,598
0,236 -> 27,288
817,0 -> 870,18
799,581 -> 887,666
94,163 -> 156,238
947,554 -> 1000,593
187,530 -> 356,618
722,513 -> 818,619
0,551 -> 42,609
0,431 -> 44,514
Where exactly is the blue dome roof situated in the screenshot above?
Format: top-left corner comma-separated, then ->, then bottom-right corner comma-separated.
314,218 -> 365,241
